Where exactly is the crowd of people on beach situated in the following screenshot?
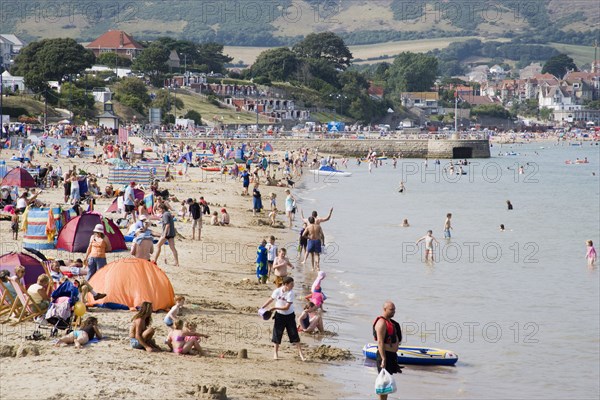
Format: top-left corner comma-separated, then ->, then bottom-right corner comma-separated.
1,130 -> 346,364
1,127 -> 597,400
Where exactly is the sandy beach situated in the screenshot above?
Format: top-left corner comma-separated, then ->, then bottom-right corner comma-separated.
0,143 -> 351,400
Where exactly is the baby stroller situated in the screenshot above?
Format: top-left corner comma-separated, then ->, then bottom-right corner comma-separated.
35,280 -> 79,337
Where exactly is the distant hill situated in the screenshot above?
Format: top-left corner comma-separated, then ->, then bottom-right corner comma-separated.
2,0 -> 597,47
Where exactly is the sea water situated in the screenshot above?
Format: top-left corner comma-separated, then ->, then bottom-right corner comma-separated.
293,143 -> 600,399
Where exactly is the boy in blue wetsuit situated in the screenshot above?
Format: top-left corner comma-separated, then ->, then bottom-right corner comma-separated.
256,239 -> 268,284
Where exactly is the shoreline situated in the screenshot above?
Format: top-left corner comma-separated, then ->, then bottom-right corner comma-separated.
0,145 -> 351,399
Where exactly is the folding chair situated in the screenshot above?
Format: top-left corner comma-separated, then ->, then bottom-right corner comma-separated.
0,280 -> 18,318
6,278 -> 46,325
42,261 -> 59,291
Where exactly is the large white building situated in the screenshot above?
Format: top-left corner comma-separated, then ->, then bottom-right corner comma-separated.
538,85 -> 581,111
0,34 -> 26,69
0,36 -> 13,69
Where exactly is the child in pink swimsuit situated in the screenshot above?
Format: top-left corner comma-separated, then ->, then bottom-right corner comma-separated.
586,240 -> 597,267
183,321 -> 209,355
306,271 -> 327,310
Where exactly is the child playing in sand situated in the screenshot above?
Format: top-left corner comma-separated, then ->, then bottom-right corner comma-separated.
166,319 -> 206,355
305,271 -> 327,311
586,240 -> 597,267
210,211 -> 219,226
297,302 -> 324,334
272,248 -> 294,287
55,317 -> 102,349
269,207 -> 278,226
183,320 -> 209,355
164,296 -> 185,328
266,236 -> 278,278
10,211 -> 19,240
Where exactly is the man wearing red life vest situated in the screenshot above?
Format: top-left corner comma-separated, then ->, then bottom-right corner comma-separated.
373,301 -> 402,399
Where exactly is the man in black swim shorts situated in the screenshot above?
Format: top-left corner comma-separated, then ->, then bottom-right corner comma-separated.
373,301 -> 402,400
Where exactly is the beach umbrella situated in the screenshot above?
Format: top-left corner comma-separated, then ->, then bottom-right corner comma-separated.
1,167 -> 36,188
58,119 -> 71,124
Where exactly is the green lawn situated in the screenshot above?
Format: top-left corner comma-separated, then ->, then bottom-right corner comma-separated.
311,111 -> 352,124
175,90 -> 270,125
2,95 -> 62,118
549,43 -> 596,67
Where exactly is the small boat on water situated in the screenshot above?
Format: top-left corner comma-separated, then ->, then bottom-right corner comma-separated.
309,165 -> 352,177
362,343 -> 458,366
566,159 -> 590,164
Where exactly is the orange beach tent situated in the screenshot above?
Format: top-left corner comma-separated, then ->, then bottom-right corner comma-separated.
87,258 -> 175,311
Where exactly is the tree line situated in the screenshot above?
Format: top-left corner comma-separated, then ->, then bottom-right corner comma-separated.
9,30 -> 588,124
10,36 -> 232,121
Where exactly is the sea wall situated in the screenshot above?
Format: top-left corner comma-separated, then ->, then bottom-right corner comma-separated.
170,137 -> 491,158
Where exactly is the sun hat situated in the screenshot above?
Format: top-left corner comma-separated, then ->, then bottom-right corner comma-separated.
93,224 -> 105,234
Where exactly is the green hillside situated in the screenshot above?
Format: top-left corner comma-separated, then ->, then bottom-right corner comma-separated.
549,42 -> 597,67
2,95 -> 62,120
2,0 -> 597,47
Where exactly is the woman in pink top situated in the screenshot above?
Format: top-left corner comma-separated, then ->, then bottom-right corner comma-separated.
84,224 -> 112,280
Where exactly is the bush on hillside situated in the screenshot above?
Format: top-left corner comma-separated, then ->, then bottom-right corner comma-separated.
184,110 -> 203,125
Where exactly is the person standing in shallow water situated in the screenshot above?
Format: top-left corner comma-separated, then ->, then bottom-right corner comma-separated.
373,301 -> 402,400
303,216 -> 324,271
506,200 -> 513,210
443,213 -> 452,239
416,230 -> 439,262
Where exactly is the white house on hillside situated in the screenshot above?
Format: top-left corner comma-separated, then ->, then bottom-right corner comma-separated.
0,36 -> 13,69
400,92 -> 440,114
0,34 -> 26,53
538,85 -> 580,111
1,70 -> 25,92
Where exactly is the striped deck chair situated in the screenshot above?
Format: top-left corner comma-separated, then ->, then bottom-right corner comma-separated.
0,280 -> 18,318
5,277 -> 46,325
42,261 -> 59,291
